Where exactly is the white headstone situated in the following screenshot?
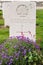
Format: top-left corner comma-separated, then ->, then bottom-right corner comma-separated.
2,1 -> 36,41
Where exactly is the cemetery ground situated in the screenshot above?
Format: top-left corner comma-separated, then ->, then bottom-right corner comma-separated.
0,10 -> 43,65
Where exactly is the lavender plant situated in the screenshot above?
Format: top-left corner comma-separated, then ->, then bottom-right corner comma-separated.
0,36 -> 43,65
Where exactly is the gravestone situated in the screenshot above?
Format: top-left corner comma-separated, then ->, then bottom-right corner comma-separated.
2,1 -> 36,41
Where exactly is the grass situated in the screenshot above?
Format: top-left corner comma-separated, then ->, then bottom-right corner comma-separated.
0,19 -> 4,25
0,28 -> 9,43
0,10 -> 4,25
36,9 -> 43,48
36,9 -> 43,39
0,10 -> 2,15
0,10 -> 9,43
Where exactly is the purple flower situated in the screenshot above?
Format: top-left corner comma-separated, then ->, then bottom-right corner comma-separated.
0,45 -> 3,50
36,45 -> 40,49
10,58 -> 13,62
22,49 -> 26,56
0,60 -> 2,65
9,58 -> 13,65
16,36 -> 22,40
7,62 -> 12,65
1,53 -> 8,59
6,57 -> 13,65
20,46 -> 24,51
14,51 -> 20,59
14,45 -> 17,48
28,49 -> 31,52
34,44 -> 40,49
9,56 -> 13,59
32,41 -> 36,44
9,36 -> 15,39
8,63 -> 11,65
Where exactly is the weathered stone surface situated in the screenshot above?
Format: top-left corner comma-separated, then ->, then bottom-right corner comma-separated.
2,1 -> 36,41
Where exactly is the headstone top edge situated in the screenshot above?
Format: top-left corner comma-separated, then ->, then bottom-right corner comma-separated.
0,0 -> 36,2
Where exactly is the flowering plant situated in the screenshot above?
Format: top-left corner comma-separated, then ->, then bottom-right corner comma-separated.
0,36 -> 43,65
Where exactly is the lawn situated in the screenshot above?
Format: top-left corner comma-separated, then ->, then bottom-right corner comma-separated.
0,28 -> 9,43
0,19 -> 4,25
0,10 -> 9,43
0,9 -> 43,48
36,9 -> 43,48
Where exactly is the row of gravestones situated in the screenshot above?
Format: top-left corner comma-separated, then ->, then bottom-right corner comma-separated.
2,1 -> 36,41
